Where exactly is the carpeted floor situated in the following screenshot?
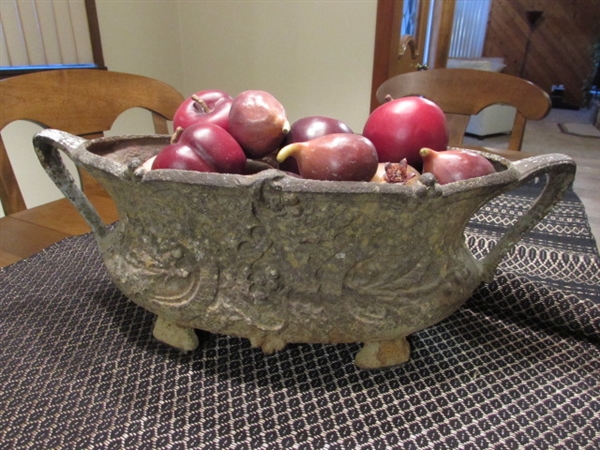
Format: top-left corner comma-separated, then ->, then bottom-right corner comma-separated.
558,122 -> 600,138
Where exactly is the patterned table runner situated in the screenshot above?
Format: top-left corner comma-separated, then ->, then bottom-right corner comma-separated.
1,181 -> 599,449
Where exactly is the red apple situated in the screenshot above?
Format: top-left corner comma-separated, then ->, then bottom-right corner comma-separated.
151,144 -> 213,172
173,90 -> 233,132
285,115 -> 354,144
152,123 -> 246,174
362,96 -> 448,171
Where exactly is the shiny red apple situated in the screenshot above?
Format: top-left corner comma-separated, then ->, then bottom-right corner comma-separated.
362,96 -> 448,171
151,144 -> 212,172
285,115 -> 354,144
152,123 -> 246,174
173,90 -> 233,132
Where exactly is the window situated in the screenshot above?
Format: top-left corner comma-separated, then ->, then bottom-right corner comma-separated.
449,0 -> 492,59
401,0 -> 420,36
0,0 -> 104,78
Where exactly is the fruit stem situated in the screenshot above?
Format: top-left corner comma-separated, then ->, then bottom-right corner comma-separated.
419,147 -> 433,158
191,94 -> 210,113
276,143 -> 302,163
282,119 -> 291,135
171,126 -> 184,144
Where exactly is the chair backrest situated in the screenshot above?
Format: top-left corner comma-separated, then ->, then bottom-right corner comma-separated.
376,68 -> 551,152
0,69 -> 184,215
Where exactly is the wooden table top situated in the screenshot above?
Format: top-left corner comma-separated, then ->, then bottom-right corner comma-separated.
0,192 -> 118,268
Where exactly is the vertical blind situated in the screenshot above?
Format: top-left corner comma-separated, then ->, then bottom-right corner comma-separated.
449,0 -> 492,59
0,0 -> 94,68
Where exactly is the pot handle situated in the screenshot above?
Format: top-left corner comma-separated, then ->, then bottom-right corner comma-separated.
480,153 -> 576,281
33,129 -> 108,239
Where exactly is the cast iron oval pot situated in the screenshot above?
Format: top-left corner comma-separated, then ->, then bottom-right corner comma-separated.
34,129 -> 575,369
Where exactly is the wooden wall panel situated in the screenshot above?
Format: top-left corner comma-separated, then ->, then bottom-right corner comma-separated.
483,0 -> 600,108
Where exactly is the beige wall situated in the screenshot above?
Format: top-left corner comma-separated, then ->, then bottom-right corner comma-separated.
97,0 -> 377,131
2,0 -> 377,215
96,0 -> 184,91
176,1 -> 377,132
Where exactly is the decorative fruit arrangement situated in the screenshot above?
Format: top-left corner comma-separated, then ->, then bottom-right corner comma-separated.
148,88 -> 497,185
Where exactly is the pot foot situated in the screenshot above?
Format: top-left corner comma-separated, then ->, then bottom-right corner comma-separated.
249,333 -> 286,354
152,316 -> 199,352
355,336 -> 410,369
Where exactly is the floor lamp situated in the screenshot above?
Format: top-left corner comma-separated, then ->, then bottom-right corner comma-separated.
519,10 -> 544,78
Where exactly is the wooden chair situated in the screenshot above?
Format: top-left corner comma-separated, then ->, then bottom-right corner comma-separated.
376,68 -> 552,153
0,69 -> 184,216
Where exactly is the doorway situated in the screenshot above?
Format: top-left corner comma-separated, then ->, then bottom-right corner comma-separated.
369,0 -> 456,111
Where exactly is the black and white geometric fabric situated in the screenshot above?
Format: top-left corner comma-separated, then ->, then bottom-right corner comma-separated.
1,182 -> 599,449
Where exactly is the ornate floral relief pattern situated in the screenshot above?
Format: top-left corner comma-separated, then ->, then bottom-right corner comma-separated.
201,177 -> 290,332
228,263 -> 289,332
104,225 -> 217,310
101,171 -> 486,345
